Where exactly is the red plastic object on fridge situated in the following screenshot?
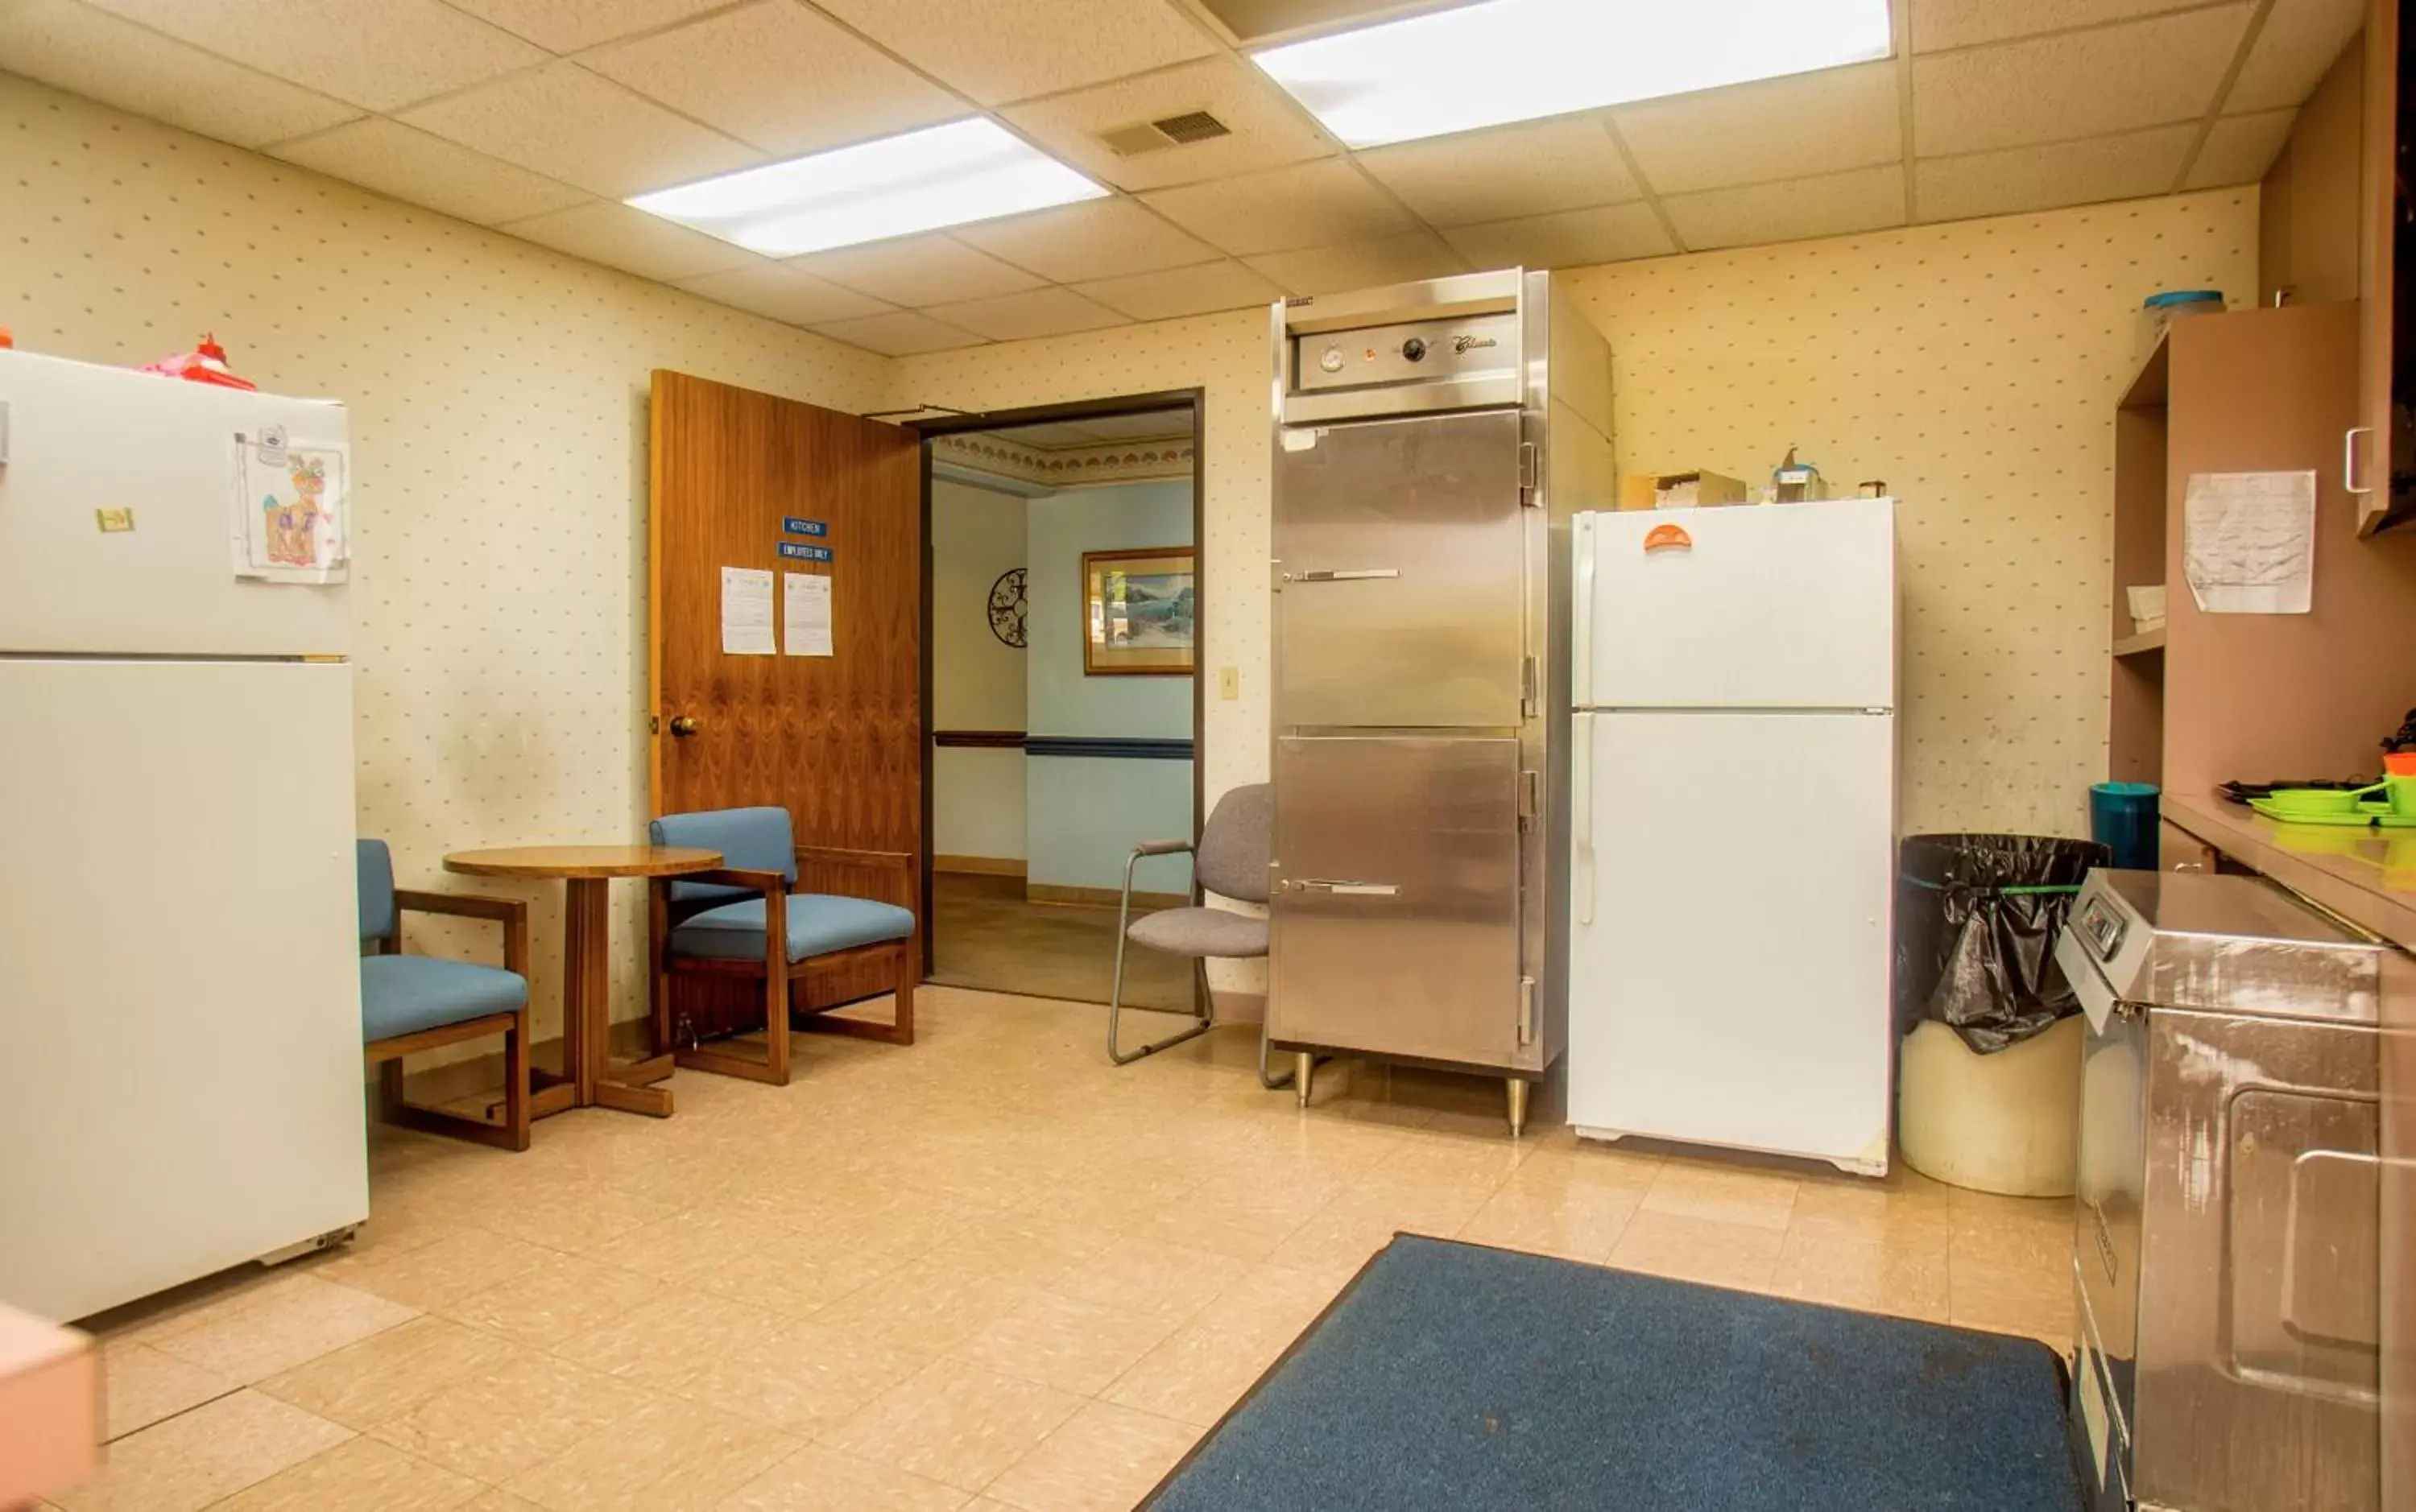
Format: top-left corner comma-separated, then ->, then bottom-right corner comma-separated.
141,332 -> 256,390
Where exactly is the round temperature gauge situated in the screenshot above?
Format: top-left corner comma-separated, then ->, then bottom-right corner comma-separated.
1318,345 -> 1346,374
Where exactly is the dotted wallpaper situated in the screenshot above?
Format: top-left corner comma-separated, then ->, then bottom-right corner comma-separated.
902,191 -> 2259,845
2,74 -> 891,1047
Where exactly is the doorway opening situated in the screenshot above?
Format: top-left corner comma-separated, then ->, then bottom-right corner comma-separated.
916,392 -> 1205,1018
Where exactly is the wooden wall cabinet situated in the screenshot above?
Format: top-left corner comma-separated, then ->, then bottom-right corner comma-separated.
2354,0 -> 2404,533
2261,0 -> 2406,533
2107,304 -> 2416,797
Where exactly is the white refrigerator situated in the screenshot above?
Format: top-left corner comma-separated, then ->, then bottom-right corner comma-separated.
0,349 -> 368,1322
1567,498 -> 1897,1175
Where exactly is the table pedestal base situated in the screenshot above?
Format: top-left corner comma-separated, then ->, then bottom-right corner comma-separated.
494,879 -> 678,1121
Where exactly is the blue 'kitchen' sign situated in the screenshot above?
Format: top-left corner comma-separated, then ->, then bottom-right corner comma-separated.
779,542 -> 833,563
782,518 -> 827,537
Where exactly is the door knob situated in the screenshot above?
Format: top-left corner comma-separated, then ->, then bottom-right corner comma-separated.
668,716 -> 701,737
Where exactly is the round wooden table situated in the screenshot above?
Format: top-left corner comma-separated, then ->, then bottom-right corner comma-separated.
444,845 -> 720,1120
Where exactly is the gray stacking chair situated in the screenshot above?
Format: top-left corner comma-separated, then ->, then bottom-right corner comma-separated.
1107,783 -> 1290,1086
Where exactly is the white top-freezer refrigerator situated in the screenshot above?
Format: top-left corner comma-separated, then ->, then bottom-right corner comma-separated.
0,349 -> 369,1322
1566,498 -> 1897,1175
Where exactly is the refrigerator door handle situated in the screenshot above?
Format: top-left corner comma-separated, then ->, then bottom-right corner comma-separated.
1285,568 -> 1400,583
1572,713 -> 1595,927
1571,514 -> 1596,708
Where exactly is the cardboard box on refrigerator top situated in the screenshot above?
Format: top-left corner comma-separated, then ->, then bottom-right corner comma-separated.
1619,470 -> 1752,510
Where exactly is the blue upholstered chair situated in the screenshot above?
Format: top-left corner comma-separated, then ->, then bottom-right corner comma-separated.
358,840 -> 532,1151
646,807 -> 917,1087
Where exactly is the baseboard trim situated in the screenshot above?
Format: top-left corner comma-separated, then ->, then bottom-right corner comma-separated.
1028,882 -> 1188,910
935,854 -> 1027,878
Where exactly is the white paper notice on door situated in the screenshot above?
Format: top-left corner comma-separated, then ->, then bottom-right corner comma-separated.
721,565 -> 776,655
784,571 -> 832,657
2182,469 -> 2316,614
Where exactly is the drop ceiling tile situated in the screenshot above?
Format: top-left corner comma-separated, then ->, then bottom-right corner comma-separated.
81,0 -> 546,112
1358,116 -> 1637,227
1243,231 -> 1463,295
1913,6 -> 2252,155
442,0 -> 730,52
1441,202 -> 1675,271
790,235 -> 1046,307
1073,259 -> 1286,321
0,0 -> 359,149
1916,124 -> 2193,220
954,199 -> 1216,283
1191,0 -> 1433,44
1910,0 -> 2205,52
924,287 -> 1131,341
500,200 -> 761,281
1615,62 -> 1900,196
809,0 -> 1217,106
674,264 -> 895,326
2224,0 -> 2366,114
271,118 -> 590,225
1140,159 -> 1415,256
811,311 -> 991,357
998,54 -> 1333,192
581,1 -> 962,156
398,61 -> 759,198
1662,164 -> 1907,252
2184,109 -> 2298,188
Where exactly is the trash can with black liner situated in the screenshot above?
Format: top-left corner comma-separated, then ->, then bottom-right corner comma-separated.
1894,832 -> 2108,1195
1896,832 -> 2108,1051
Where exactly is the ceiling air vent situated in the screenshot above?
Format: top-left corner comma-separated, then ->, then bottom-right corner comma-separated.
1096,109 -> 1234,157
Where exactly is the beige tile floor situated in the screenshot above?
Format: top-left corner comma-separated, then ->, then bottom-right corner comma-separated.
57,988 -> 2078,1512
929,874 -> 1191,1013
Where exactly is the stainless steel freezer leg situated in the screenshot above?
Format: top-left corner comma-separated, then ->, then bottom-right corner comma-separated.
1505,1077 -> 1530,1138
1294,1051 -> 1315,1108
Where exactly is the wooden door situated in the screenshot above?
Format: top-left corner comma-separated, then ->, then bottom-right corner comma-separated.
648,370 -> 922,1007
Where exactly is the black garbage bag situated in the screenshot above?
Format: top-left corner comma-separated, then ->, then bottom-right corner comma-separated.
1896,833 -> 2110,1054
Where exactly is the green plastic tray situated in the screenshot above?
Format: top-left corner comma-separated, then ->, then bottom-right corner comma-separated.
2248,797 -> 2416,827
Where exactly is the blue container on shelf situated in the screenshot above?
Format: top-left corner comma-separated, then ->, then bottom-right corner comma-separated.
2090,782 -> 2160,870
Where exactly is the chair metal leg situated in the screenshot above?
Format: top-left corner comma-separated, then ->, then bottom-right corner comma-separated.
1107,849 -> 1210,1065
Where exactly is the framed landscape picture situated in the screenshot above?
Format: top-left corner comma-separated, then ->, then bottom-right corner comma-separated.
1082,547 -> 1195,676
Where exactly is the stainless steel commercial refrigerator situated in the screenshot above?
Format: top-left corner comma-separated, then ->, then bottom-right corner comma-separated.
1267,269 -> 1615,1134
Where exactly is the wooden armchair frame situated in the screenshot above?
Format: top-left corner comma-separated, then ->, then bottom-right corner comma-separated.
364,890 -> 532,1151
648,845 -> 917,1088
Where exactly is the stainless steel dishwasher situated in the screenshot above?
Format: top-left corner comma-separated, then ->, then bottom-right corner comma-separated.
2054,870 -> 2385,1512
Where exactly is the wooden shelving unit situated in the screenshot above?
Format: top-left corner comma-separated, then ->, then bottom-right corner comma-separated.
2108,337 -> 2170,784
2106,302 -> 2416,802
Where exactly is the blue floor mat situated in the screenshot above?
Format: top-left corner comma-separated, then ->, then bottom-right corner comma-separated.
1146,1234 -> 2083,1512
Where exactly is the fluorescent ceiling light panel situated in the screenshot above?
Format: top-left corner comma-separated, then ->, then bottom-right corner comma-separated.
1252,0 -> 1893,148
627,118 -> 1107,257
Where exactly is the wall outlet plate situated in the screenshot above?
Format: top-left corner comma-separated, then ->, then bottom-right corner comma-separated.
1218,666 -> 1239,700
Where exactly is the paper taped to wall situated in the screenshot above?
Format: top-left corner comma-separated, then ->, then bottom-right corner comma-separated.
784,571 -> 832,657
721,565 -> 776,655
2182,469 -> 2315,614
